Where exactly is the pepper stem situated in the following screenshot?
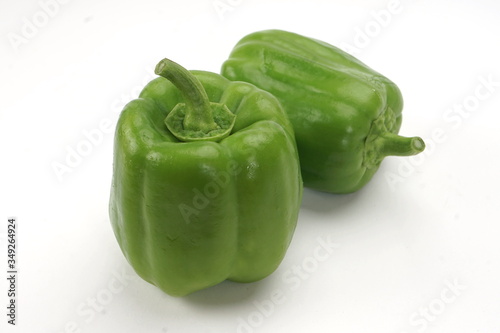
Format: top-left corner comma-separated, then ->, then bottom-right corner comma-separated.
154,58 -> 236,142
155,58 -> 218,133
375,132 -> 425,157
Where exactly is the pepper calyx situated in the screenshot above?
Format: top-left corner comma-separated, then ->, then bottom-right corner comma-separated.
363,108 -> 425,168
155,58 -> 236,142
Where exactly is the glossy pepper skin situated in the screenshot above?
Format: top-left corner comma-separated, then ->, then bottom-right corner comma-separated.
221,29 -> 425,193
109,59 -> 302,296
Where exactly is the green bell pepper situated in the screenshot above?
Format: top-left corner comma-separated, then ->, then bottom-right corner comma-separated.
109,58 -> 302,296
221,29 -> 425,193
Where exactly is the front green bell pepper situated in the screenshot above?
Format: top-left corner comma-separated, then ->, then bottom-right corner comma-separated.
221,29 -> 425,193
109,58 -> 302,296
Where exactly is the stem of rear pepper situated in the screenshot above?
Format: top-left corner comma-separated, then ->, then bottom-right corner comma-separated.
154,58 -> 218,133
376,132 -> 425,157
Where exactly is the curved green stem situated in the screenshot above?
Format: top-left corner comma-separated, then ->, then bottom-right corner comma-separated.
376,132 -> 425,157
155,58 -> 218,133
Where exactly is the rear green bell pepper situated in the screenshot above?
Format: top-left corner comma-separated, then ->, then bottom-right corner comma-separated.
221,29 -> 425,193
109,59 -> 302,296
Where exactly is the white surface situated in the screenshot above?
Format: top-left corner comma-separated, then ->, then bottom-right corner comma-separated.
1,0 -> 500,332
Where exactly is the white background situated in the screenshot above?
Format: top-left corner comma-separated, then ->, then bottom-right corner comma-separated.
1,0 -> 500,332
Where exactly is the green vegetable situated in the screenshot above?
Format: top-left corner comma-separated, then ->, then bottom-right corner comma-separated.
109,58 -> 302,296
221,29 -> 425,193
